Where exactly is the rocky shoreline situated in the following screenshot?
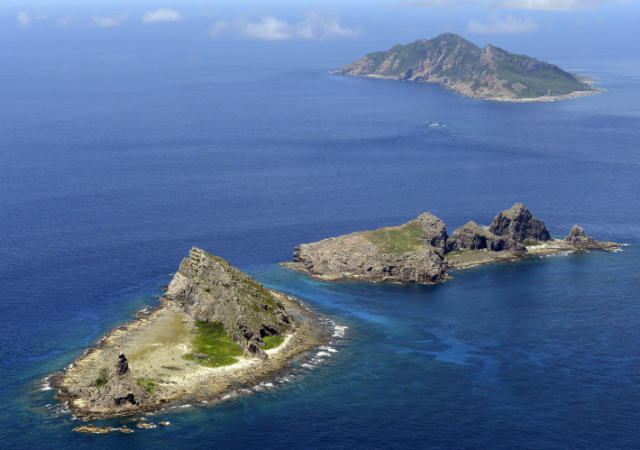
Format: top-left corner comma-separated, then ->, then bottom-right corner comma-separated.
51,250 -> 333,421
346,73 -> 601,103
281,204 -> 620,284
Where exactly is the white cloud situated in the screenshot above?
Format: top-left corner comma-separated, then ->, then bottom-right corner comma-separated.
468,14 -> 539,33
142,8 -> 183,23
210,11 -> 361,41
17,11 -> 30,27
92,14 -> 128,28
399,0 -> 638,9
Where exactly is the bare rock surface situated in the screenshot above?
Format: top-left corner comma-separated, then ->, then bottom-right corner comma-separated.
564,224 -> 619,250
489,203 -> 551,243
283,204 -> 620,282
284,212 -> 450,284
446,221 -> 525,253
95,354 -> 148,409
164,248 -> 292,359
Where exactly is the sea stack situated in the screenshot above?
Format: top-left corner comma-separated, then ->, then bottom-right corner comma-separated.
488,203 -> 551,243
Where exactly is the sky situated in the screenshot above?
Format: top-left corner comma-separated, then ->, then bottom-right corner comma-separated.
1,1 -> 640,64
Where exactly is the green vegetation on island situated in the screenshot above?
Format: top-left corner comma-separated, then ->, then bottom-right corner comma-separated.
333,33 -> 595,101
183,321 -> 244,367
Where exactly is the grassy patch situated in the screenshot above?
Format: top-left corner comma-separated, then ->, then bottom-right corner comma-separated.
522,239 -> 542,247
444,249 -> 470,259
263,335 -> 285,350
136,378 -> 158,396
183,321 -> 243,368
364,222 -> 430,254
96,368 -> 108,389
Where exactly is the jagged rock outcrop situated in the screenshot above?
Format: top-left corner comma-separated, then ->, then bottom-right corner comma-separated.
332,33 -> 594,101
411,212 -> 449,249
90,354 -> 148,411
563,224 -> 618,250
565,224 -> 594,247
283,203 -> 621,283
489,203 -> 551,243
164,248 -> 292,359
285,213 -> 449,284
446,221 -> 526,253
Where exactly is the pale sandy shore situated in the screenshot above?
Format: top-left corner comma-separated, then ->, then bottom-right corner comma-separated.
487,89 -> 601,103
445,238 -> 618,270
332,72 -> 600,103
52,292 -> 330,420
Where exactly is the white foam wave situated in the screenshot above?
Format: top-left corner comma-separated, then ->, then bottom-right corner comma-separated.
319,346 -> 338,353
332,325 -> 348,337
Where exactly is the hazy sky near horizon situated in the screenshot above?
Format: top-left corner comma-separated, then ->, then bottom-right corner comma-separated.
2,1 -> 639,64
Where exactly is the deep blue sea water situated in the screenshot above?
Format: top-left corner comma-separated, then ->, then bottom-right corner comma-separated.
1,35 -> 639,449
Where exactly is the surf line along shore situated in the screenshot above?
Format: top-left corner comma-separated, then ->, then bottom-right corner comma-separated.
50,248 -> 334,421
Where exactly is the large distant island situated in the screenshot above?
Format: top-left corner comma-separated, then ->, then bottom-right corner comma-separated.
332,33 -> 598,102
281,204 -> 619,284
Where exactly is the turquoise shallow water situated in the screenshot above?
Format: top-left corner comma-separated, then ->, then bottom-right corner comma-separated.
1,36 -> 639,449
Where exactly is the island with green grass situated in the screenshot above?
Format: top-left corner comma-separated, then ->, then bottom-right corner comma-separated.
54,248 -> 327,421
281,203 -> 619,283
332,33 -> 598,102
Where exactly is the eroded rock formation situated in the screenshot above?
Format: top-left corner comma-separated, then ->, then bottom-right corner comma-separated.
285,212 -> 449,284
164,248 -> 292,359
283,203 -> 619,283
446,221 -> 526,253
489,203 -> 551,243
84,354 -> 148,413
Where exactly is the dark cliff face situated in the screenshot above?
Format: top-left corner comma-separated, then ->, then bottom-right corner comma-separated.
489,203 -> 551,242
334,33 -> 593,100
446,221 -> 526,253
165,248 -> 292,359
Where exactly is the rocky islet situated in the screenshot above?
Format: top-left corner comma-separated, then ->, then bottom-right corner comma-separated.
53,249 -> 327,420
282,203 -> 619,283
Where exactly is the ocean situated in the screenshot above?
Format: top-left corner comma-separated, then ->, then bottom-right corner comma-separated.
1,33 -> 639,449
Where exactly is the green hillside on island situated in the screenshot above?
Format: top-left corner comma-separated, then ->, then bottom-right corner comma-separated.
332,33 -> 596,101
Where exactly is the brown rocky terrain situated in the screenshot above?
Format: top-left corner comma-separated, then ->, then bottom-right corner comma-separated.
282,203 -> 620,282
53,249 -> 328,420
164,248 -> 292,360
282,212 -> 449,284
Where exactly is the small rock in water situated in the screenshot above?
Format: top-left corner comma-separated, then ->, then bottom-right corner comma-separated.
119,426 -> 134,433
137,422 -> 157,429
159,421 -> 170,426
73,424 -> 115,434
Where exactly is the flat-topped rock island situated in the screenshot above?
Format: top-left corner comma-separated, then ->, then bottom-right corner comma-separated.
281,203 -> 619,284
